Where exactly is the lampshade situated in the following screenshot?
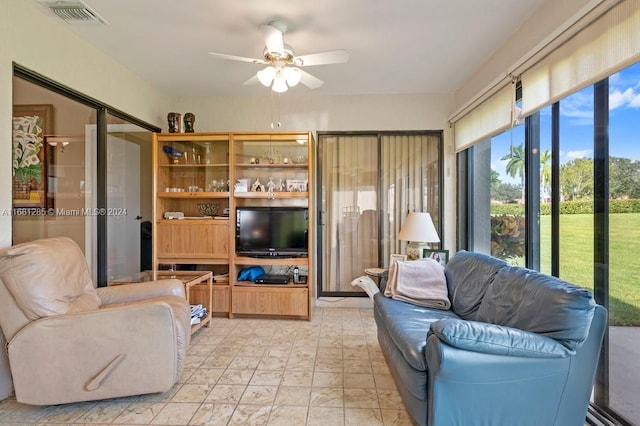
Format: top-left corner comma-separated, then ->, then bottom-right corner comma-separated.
398,212 -> 440,260
284,67 -> 301,87
257,66 -> 276,87
271,70 -> 288,93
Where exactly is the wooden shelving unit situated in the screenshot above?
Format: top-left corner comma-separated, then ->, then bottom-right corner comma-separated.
152,131 -> 314,320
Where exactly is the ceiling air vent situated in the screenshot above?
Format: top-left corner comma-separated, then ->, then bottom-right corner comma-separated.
37,0 -> 108,24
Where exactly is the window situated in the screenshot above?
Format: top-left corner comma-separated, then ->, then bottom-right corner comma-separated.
458,61 -> 640,425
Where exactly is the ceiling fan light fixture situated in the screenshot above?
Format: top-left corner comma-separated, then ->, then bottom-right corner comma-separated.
257,66 -> 276,87
272,71 -> 288,93
284,67 -> 302,87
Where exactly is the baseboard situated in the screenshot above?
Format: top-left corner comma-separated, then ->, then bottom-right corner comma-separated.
315,297 -> 373,309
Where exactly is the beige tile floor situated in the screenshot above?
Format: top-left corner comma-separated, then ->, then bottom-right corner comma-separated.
0,307 -> 413,425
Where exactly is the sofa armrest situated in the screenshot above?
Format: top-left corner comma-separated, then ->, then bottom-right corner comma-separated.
8,301 -> 181,405
429,318 -> 574,358
424,333 -> 574,426
97,279 -> 186,305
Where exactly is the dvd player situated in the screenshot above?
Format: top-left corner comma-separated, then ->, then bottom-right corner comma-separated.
255,274 -> 290,284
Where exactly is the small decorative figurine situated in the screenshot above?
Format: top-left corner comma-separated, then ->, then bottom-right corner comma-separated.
167,112 -> 178,133
184,112 -> 195,133
251,178 -> 265,192
267,176 -> 276,194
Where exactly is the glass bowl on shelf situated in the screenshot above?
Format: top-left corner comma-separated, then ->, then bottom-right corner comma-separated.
163,145 -> 183,164
291,155 -> 307,164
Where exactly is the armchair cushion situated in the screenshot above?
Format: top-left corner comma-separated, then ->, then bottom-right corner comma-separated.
429,318 -> 574,358
0,237 -> 100,320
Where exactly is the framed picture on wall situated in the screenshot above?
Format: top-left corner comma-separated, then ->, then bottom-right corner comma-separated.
12,104 -> 54,210
423,249 -> 449,267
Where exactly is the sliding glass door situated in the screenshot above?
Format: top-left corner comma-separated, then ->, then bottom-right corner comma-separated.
12,67 -> 159,286
105,114 -> 154,281
317,132 -> 442,296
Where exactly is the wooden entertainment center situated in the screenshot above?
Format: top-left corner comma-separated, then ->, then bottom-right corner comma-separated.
152,131 -> 314,320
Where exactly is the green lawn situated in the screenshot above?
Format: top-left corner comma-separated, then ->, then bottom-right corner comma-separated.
537,213 -> 640,326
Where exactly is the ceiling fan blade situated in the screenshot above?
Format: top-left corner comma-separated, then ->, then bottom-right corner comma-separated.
298,69 -> 324,89
242,75 -> 259,86
294,49 -> 349,66
260,24 -> 284,54
208,52 -> 267,65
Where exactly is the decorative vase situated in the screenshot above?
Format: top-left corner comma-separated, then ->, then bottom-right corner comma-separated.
13,176 -> 30,200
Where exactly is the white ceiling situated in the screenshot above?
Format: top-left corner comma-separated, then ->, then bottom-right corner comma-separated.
33,0 -> 546,98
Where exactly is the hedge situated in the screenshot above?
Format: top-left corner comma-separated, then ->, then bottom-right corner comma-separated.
490,199 -> 640,216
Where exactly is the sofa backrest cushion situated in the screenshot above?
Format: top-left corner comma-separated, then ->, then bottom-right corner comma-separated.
445,251 -> 508,320
476,266 -> 595,350
0,237 -> 101,321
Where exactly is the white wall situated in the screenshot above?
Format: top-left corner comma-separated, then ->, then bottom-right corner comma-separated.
0,0 -> 172,249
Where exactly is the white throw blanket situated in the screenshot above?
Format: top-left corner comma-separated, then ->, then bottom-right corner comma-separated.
385,258 -> 451,310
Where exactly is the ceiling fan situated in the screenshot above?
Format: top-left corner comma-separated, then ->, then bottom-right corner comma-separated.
208,21 -> 349,93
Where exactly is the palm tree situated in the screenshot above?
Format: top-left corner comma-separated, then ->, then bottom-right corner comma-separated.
539,149 -> 551,202
500,143 -> 525,201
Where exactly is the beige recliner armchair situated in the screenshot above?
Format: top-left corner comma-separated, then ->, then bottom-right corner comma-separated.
0,237 -> 191,405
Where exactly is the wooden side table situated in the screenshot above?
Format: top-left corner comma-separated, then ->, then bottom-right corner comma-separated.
364,267 -> 388,288
110,270 -> 213,334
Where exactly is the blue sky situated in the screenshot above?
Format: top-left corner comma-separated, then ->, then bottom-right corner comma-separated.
492,62 -> 640,184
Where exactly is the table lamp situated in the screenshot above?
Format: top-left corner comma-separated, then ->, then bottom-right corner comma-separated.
398,212 -> 440,260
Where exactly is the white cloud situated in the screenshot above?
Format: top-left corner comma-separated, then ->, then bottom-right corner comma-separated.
566,149 -> 592,160
609,87 -> 640,110
560,91 -> 593,125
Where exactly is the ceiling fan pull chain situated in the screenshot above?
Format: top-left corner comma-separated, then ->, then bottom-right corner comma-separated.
277,92 -> 281,128
270,90 -> 275,129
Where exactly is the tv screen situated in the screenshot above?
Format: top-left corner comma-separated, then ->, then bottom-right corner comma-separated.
236,207 -> 308,257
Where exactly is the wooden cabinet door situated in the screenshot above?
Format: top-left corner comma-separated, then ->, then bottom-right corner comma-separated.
157,220 -> 228,259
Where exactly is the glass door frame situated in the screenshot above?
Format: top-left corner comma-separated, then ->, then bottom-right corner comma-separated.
13,64 -> 160,287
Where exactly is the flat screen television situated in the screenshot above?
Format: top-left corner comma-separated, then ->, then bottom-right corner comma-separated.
235,207 -> 308,257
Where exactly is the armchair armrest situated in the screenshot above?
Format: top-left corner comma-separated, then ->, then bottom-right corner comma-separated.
429,318 -> 573,358
97,279 -> 185,305
8,301 -> 181,405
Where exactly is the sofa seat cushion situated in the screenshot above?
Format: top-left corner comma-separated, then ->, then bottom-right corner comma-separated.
374,293 -> 459,371
476,266 -> 595,350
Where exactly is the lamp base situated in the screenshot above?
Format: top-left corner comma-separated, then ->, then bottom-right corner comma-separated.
405,242 -> 428,260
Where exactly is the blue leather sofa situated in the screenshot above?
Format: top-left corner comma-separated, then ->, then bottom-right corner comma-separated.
373,250 -> 607,426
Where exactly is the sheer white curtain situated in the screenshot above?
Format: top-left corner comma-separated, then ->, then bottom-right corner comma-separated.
381,134 -> 441,264
320,135 -> 378,292
319,132 -> 441,294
